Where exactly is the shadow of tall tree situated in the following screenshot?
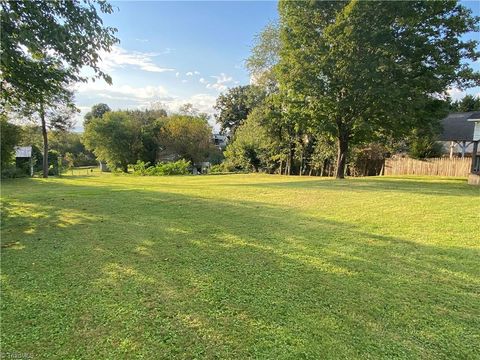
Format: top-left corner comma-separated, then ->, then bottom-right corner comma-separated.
1,178 -> 479,359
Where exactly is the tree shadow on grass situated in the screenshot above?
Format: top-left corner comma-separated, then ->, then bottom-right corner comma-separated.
1,179 -> 479,359
227,175 -> 479,197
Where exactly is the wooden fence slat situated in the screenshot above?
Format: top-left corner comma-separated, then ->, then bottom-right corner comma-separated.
385,157 -> 471,177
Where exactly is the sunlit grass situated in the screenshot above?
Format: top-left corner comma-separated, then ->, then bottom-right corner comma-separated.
1,173 -> 479,359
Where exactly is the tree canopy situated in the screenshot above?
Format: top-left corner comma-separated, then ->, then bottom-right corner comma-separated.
214,85 -> 266,134
1,0 -> 118,108
159,115 -> 214,164
277,0 -> 480,178
84,103 -> 112,123
83,111 -> 144,172
450,95 -> 480,112
83,110 -> 215,172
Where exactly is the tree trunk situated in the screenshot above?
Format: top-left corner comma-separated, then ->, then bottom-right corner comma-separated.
335,132 -> 349,179
299,148 -> 304,176
287,143 -> 294,175
40,102 -> 48,178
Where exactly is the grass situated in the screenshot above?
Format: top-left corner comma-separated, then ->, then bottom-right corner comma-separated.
1,173 -> 479,359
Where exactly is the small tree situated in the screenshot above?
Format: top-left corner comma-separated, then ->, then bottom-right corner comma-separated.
83,111 -> 143,172
224,107 -> 275,172
159,115 -> 214,164
214,85 -> 266,134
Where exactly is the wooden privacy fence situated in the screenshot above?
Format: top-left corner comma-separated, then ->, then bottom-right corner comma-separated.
384,157 -> 471,177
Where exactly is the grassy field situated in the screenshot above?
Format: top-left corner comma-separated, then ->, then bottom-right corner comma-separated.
1,173 -> 479,359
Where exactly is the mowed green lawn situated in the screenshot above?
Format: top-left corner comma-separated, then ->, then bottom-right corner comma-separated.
1,174 -> 479,359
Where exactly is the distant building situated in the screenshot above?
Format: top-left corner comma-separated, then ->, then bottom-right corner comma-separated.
466,112 -> 480,185
213,133 -> 229,149
439,111 -> 480,185
14,146 -> 33,176
439,112 -> 477,158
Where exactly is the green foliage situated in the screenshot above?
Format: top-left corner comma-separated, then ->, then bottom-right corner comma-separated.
209,164 -> 227,173
132,160 -> 152,176
132,160 -> 191,176
83,111 -> 144,172
155,160 -> 191,175
83,110 -> 214,172
1,1 -> 118,109
277,0 -> 479,177
408,136 -> 444,159
15,126 -> 96,167
1,167 -> 28,179
224,107 -> 275,172
449,95 -> 480,112
84,103 -> 111,123
246,22 -> 280,91
0,118 -> 22,169
159,115 -> 214,164
214,85 -> 266,134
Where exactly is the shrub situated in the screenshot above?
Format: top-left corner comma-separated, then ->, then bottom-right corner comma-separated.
132,160 -> 152,176
1,167 -> 28,179
154,159 -> 190,175
209,164 -> 225,173
131,159 -> 191,176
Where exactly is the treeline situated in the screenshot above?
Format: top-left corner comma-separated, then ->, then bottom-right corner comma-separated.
1,104 -> 222,177
215,1 -> 480,178
82,106 -> 222,172
216,86 -> 480,176
1,118 -> 97,177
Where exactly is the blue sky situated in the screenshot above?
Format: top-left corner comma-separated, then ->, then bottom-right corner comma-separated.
75,1 -> 279,130
74,0 -> 479,131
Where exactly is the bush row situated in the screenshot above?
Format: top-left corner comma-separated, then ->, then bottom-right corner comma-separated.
132,160 -> 191,176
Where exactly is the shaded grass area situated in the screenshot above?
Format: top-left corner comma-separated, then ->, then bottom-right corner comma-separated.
1,174 -> 479,359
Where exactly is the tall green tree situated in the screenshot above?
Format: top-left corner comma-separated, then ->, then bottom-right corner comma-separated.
0,117 -> 22,169
214,85 -> 266,134
1,0 -> 118,177
84,103 -> 111,123
278,0 -> 479,178
1,0 -> 118,108
83,111 -> 143,172
246,22 -> 280,92
159,115 -> 214,164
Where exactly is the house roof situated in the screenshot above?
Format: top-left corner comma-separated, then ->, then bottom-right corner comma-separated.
467,112 -> 480,122
14,146 -> 32,158
439,112 -> 476,142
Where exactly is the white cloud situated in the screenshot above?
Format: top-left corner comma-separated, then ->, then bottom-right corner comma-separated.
74,80 -> 219,130
175,72 -> 180,78
181,79 -> 188,83
76,81 -> 171,102
447,88 -> 465,101
99,46 -> 174,73
163,93 -> 218,129
135,38 -> 149,43
199,77 -> 207,84
186,70 -> 200,76
206,73 -> 234,92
